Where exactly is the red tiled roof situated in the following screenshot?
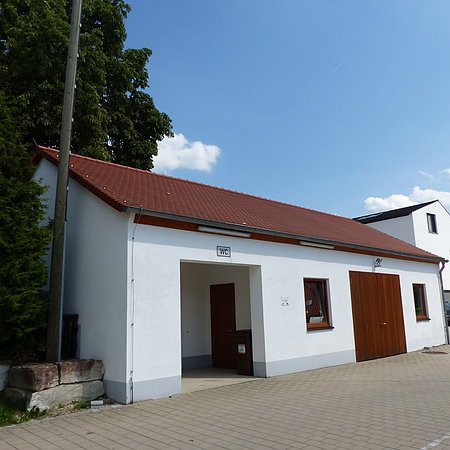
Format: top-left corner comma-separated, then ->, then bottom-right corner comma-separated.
35,146 -> 442,262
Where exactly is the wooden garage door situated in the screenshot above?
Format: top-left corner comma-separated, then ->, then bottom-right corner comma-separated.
349,271 -> 406,362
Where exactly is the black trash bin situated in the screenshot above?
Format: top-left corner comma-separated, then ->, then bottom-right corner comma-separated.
61,314 -> 78,360
234,329 -> 253,376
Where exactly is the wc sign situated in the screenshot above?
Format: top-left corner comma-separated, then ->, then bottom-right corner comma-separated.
217,246 -> 231,257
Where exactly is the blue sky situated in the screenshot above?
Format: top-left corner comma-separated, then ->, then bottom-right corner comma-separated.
125,1 -> 450,217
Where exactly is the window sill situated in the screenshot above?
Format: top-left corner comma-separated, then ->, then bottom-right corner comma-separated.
416,317 -> 430,322
307,325 -> 334,331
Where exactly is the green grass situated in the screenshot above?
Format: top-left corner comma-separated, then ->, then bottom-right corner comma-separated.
0,396 -> 94,427
72,400 -> 91,411
0,395 -> 46,427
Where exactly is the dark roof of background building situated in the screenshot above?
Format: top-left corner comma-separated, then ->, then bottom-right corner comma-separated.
35,146 -> 442,263
354,201 -> 438,224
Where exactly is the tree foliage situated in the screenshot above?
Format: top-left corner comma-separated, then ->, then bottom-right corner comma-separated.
0,0 -> 173,170
0,1 -> 172,359
0,93 -> 52,362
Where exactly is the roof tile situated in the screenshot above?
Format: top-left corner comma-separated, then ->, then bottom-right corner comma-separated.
36,146 -> 441,262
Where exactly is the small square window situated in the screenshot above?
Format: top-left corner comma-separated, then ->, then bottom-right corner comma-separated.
427,213 -> 438,234
413,284 -> 428,321
304,279 -> 331,330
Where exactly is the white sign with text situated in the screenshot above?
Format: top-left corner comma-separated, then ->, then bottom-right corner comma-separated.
217,246 -> 231,257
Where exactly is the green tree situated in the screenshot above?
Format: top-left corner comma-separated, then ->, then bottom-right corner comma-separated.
0,0 -> 173,170
0,93 -> 52,362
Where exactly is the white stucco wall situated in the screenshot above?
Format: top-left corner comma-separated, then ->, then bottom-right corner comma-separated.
365,215 -> 416,245
130,221 -> 446,400
365,203 -> 450,291
34,159 -> 130,403
412,202 -> 450,290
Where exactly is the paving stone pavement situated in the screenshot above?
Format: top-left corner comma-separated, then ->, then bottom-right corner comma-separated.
2,347 -> 450,449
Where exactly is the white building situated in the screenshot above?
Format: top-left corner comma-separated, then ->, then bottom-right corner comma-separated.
355,201 -> 450,300
34,146 -> 448,404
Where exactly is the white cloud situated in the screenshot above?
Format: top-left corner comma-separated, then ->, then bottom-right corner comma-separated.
410,186 -> 450,206
419,170 -> 434,179
440,168 -> 450,178
364,194 -> 416,212
364,186 -> 450,212
154,133 -> 221,172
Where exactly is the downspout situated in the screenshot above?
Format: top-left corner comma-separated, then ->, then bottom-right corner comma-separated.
129,206 -> 143,404
438,260 -> 449,345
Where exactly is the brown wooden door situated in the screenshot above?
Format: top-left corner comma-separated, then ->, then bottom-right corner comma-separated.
349,271 -> 406,362
378,274 -> 407,357
210,283 -> 237,369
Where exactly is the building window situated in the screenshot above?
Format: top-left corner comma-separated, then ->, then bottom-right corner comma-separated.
427,213 -> 438,234
304,279 -> 331,330
413,284 -> 428,321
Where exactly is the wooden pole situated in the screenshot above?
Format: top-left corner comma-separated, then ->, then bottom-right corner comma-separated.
46,0 -> 83,362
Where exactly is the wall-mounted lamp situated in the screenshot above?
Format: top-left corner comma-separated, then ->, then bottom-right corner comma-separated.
374,258 -> 383,268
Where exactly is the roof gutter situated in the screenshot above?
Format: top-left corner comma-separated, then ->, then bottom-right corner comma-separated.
124,206 -> 443,265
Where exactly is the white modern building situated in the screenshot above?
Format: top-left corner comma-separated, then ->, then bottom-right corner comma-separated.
34,146 -> 448,404
355,201 -> 450,300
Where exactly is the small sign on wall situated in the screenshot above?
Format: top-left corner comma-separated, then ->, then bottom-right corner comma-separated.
238,344 -> 246,354
217,246 -> 231,257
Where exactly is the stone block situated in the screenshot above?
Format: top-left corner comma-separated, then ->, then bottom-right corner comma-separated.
5,380 -> 105,411
8,363 -> 59,391
59,359 -> 104,384
2,387 -> 29,410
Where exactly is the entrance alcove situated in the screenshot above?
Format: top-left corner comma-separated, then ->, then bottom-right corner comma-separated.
180,261 -> 263,392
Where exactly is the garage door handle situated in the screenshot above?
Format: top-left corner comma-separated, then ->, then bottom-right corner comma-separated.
382,322 -> 387,326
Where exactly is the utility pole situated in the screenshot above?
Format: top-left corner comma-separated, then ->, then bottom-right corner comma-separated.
46,0 -> 83,362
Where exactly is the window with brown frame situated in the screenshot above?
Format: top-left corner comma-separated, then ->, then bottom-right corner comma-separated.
413,284 -> 428,321
303,279 -> 331,330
